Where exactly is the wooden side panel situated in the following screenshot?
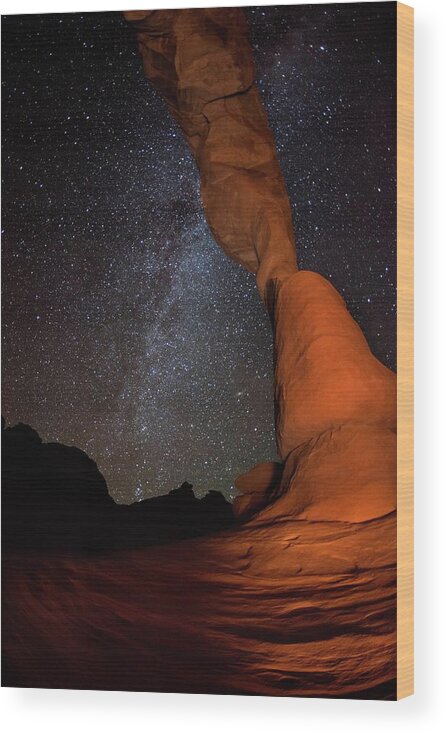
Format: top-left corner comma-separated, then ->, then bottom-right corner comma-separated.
397,1 -> 414,701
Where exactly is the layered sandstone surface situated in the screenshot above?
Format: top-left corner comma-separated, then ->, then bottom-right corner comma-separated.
3,512 -> 396,697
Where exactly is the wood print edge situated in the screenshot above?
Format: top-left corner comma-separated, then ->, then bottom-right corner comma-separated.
396,0 -> 414,701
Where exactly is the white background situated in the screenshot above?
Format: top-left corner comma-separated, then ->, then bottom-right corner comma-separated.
1,0 -> 446,731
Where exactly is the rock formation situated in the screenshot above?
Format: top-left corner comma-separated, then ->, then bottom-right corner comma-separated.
125,7 -> 396,696
3,511 -> 396,697
125,7 -> 397,525
123,7 -> 297,299
1,9 -> 397,699
1,420 -> 234,553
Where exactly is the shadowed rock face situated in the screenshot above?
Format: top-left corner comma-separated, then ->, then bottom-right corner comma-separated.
232,460 -> 283,520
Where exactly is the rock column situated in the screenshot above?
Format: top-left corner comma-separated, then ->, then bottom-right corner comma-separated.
125,8 -> 396,524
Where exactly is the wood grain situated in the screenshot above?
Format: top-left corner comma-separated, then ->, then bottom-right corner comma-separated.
397,1 -> 414,700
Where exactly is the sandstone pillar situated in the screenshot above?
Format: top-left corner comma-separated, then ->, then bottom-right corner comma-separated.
125,8 -> 396,524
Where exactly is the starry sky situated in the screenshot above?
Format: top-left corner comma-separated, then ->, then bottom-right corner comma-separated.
1,3 -> 396,503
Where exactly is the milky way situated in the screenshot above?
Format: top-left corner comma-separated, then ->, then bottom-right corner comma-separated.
1,4 -> 396,502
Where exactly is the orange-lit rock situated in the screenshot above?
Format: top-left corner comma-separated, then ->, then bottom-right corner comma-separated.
123,11 -> 398,696
125,8 -> 298,297
265,270 -> 397,524
126,7 -> 396,526
272,271 -> 396,458
2,511 -> 396,697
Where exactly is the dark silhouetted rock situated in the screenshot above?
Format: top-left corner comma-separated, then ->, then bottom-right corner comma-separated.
1,420 -> 234,554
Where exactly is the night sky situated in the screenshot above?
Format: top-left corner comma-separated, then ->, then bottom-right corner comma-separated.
1,4 -> 396,503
